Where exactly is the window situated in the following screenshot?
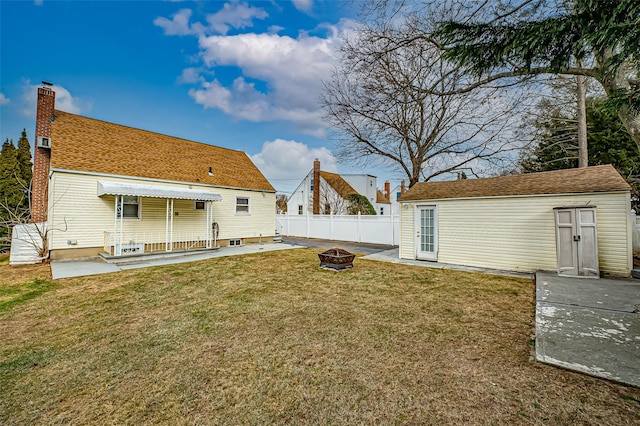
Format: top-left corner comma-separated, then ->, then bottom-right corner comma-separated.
324,203 -> 330,214
228,238 -> 242,246
117,196 -> 140,219
380,207 -> 384,215
396,191 -> 401,200
194,200 -> 205,210
298,205 -> 303,215
236,197 -> 250,214
310,178 -> 314,191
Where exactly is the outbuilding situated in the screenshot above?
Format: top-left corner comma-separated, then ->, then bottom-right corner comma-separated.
399,165 -> 632,277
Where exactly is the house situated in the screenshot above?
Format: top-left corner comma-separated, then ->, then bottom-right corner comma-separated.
287,159 -> 391,215
31,85 -> 276,260
399,166 -> 632,277
389,180 -> 407,215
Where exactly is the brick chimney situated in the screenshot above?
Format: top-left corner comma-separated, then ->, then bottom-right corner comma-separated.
32,85 -> 55,223
312,158 -> 320,215
400,180 -> 406,194
384,181 -> 390,199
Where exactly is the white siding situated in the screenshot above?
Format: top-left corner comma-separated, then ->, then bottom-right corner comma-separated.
399,192 -> 631,276
48,172 -> 275,251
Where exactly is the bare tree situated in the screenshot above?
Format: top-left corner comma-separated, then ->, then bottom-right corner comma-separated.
322,25 -> 529,187
1,178 -> 67,261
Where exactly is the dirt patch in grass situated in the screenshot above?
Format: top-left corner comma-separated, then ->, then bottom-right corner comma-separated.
1,249 -> 638,424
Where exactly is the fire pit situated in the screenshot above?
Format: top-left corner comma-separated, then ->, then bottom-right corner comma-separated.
318,248 -> 355,270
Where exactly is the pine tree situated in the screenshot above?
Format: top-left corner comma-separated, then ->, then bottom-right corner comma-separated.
521,98 -> 640,207
16,129 -> 32,190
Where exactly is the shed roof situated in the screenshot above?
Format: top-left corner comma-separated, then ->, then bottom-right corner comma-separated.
400,165 -> 630,201
50,110 -> 275,192
320,171 -> 358,198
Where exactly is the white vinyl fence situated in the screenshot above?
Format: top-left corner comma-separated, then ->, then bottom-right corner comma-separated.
634,213 -> 640,256
9,222 -> 47,265
276,213 -> 399,245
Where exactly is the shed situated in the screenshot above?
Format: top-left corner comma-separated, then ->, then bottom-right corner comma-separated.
398,165 -> 632,277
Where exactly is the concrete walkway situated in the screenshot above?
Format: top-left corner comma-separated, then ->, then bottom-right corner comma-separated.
50,243 -> 302,280
535,271 -> 640,387
363,248 -> 533,278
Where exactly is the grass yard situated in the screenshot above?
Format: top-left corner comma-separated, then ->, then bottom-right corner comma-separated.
1,249 -> 639,424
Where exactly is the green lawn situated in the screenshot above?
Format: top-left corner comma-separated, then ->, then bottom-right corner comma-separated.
1,249 -> 638,424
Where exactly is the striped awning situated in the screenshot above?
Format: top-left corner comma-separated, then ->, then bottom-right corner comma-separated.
97,181 -> 222,201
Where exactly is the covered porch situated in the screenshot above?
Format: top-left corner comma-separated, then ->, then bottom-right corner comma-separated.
98,181 -> 222,257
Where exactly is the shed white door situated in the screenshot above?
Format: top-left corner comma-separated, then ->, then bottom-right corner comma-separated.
415,206 -> 437,261
554,208 -> 599,277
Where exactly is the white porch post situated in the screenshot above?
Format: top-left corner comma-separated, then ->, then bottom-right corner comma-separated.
113,195 -> 119,256
169,199 -> 174,252
118,195 -> 124,256
165,199 -> 174,252
206,201 -> 212,249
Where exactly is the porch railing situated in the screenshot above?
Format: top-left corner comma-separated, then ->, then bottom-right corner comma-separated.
104,231 -> 215,256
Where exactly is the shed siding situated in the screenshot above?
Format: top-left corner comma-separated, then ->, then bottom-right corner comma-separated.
399,203 -> 415,259
400,192 -> 630,276
48,172 -> 275,251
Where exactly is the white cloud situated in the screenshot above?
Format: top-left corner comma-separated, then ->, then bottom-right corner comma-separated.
154,2 -> 267,36
156,1 -> 357,135
0,93 -> 10,105
251,139 -> 337,185
292,0 -> 313,13
205,1 -> 268,35
154,8 -> 194,35
20,81 -> 91,117
188,25 -> 355,135
179,67 -> 204,83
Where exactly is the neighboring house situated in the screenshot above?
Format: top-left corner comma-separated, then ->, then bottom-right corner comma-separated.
31,85 -> 276,260
399,165 -> 632,277
287,159 -> 390,215
389,181 -> 407,215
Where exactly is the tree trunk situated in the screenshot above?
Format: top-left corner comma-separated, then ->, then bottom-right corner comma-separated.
576,74 -> 588,168
618,107 -> 640,151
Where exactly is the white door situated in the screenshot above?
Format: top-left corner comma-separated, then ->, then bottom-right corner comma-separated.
415,206 -> 437,260
554,207 -> 598,277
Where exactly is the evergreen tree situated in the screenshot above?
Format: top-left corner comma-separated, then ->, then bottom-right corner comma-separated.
521,98 -> 640,206
16,129 -> 32,190
0,132 -> 33,251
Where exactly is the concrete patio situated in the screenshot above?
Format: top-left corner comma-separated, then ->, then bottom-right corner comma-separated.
535,271 -> 640,387
50,243 -> 302,279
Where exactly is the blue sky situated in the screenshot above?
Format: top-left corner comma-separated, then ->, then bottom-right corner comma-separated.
0,0 -> 398,194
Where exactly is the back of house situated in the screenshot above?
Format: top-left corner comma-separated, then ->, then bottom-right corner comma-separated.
30,85 -> 275,260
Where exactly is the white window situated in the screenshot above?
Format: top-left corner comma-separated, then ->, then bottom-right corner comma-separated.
236,197 -> 250,214
194,200 -> 205,210
298,205 -> 303,215
117,196 -> 140,219
380,207 -> 384,215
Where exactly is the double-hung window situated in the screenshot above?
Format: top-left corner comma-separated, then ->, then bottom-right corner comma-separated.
117,195 -> 140,219
236,197 -> 250,214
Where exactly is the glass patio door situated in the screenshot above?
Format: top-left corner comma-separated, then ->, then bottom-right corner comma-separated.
415,206 -> 437,260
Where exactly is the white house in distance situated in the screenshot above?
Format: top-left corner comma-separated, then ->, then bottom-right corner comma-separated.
399,165 -> 632,277
287,160 -> 391,215
29,84 -> 276,260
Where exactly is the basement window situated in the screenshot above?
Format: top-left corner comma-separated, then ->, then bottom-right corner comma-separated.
228,238 -> 243,247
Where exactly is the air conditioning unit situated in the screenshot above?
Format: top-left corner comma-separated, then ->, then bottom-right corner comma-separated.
37,136 -> 51,149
